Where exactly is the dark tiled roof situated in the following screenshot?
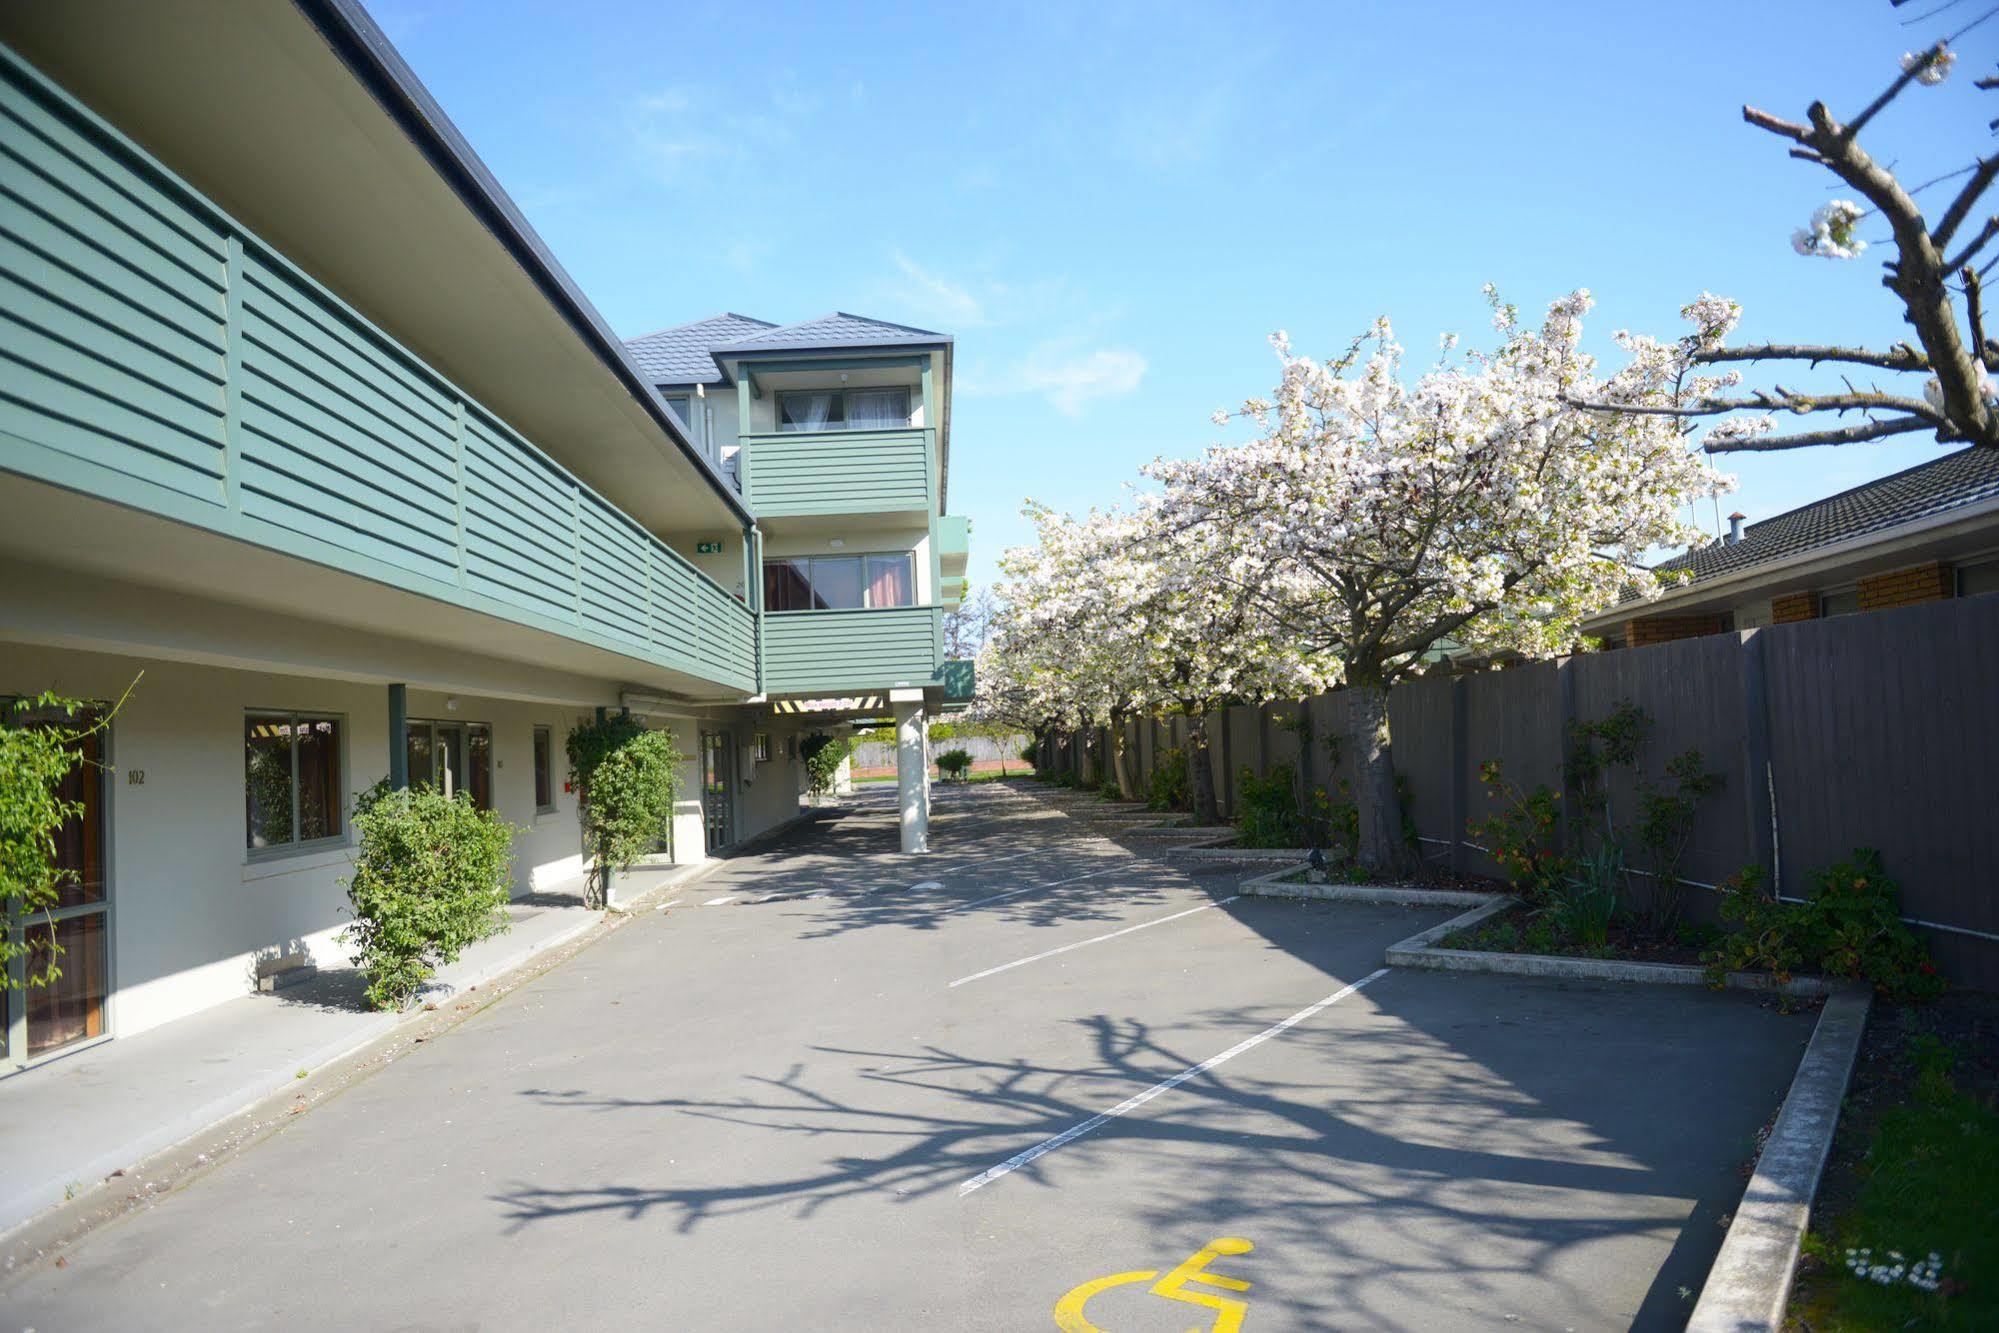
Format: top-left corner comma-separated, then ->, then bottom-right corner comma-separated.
623,313 -> 776,385
714,312 -> 950,353
1648,446 -> 1999,593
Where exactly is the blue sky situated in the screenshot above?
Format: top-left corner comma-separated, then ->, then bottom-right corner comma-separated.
371,0 -> 1992,589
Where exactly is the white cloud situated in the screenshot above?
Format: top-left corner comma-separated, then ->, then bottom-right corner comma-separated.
624,82 -> 820,183
889,252 -> 987,328
963,343 -> 1148,417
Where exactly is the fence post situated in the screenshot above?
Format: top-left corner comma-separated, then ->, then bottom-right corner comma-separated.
1449,676 -> 1470,875
1739,630 -> 1776,888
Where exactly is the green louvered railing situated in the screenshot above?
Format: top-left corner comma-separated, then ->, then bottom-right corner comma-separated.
0,45 -> 756,694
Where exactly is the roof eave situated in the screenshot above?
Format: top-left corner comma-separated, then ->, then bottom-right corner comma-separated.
292,0 -> 754,528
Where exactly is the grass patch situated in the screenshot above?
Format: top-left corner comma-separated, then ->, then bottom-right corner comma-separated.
1788,1001 -> 1999,1330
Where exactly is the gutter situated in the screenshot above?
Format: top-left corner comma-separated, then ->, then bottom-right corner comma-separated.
1585,491 -> 1999,630
290,0 -> 756,529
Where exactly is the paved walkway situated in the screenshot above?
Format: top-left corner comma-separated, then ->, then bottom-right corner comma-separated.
0,863 -> 712,1237
1,782 -> 1814,1330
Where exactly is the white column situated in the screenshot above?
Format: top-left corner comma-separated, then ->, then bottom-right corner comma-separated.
892,691 -> 929,854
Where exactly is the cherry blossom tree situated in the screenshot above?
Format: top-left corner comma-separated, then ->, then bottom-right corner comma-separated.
1639,30 -> 1999,454
1155,291 -> 1730,872
988,500 -> 1322,817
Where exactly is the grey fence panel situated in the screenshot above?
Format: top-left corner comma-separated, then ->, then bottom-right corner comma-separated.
1460,662 -> 1564,879
1569,633 -> 1755,894
1764,597 -> 1999,987
1387,674 -> 1456,864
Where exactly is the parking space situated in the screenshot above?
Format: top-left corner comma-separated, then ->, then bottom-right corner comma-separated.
2,782 -> 1813,1331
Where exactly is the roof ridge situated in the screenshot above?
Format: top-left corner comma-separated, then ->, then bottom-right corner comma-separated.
1744,445 -> 1983,535
624,311 -> 776,343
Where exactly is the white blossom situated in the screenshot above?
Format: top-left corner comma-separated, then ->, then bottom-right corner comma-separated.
1900,47 -> 1955,86
1793,200 -> 1867,260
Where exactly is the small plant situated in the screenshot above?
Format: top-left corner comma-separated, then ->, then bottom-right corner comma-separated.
935,748 -> 973,781
568,715 -> 685,907
1547,838 -> 1621,949
342,785 -> 517,1011
1147,746 -> 1190,812
1237,764 -> 1307,848
1703,851 -> 1943,998
1098,778 -> 1122,801
1470,761 -> 1571,905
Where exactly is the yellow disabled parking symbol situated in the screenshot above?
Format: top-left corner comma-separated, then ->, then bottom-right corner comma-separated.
1054,1237 -> 1254,1332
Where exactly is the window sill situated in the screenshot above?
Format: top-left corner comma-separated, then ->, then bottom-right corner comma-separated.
242,842 -> 353,882
534,808 -> 563,824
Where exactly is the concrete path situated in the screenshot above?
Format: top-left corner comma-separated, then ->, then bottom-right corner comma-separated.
0,782 -> 1813,1330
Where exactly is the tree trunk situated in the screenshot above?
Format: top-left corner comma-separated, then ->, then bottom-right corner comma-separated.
1110,712 -> 1135,800
1345,671 -> 1412,876
1186,710 -> 1220,825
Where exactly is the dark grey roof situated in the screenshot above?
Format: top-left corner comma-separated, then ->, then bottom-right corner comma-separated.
713,312 -> 951,354
623,313 -> 778,385
1645,446 -> 1999,594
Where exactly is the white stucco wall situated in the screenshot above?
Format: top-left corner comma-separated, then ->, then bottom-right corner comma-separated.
0,644 -> 598,1039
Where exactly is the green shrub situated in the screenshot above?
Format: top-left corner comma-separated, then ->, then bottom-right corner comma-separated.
1147,746 -> 1189,811
1237,764 -> 1306,848
800,731 -> 851,797
568,716 -> 684,905
1019,739 -> 1040,768
342,785 -> 517,1010
936,748 -> 973,781
1098,778 -> 1122,800
1470,761 -> 1571,904
1704,851 -> 1943,997
1548,838 -> 1621,949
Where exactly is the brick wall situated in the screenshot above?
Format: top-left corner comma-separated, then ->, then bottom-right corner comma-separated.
1627,612 -> 1726,647
1858,561 -> 1951,611
1771,592 -> 1817,623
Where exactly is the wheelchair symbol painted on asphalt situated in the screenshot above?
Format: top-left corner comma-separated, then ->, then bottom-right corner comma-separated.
1054,1237 -> 1254,1332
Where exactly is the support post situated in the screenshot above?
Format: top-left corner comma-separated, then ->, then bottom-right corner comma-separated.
1448,676 -> 1469,876
387,683 -> 408,790
1739,630 -> 1777,890
893,690 -> 929,854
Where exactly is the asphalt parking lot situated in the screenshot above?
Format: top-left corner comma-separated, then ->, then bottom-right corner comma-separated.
0,781 -> 1814,1331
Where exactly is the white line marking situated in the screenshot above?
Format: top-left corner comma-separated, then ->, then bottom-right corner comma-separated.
938,862 -> 1131,915
956,967 -> 1392,1196
949,897 -> 1240,987
909,880 -> 945,892
703,896 -> 737,906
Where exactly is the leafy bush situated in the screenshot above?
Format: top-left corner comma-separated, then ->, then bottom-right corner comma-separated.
1312,776 -> 1414,858
342,785 -> 516,1010
1147,746 -> 1189,811
800,731 -> 851,797
1019,739 -> 1039,769
1550,839 -> 1621,949
568,716 -> 684,905
936,748 -> 973,781
1704,851 -> 1943,997
1237,764 -> 1306,848
1098,778 -> 1123,800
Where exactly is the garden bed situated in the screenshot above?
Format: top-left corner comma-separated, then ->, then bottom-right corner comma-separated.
1782,992 -> 1999,1330
1443,901 -> 1717,966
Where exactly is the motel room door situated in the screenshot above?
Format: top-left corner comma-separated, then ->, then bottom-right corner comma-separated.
4,703 -> 111,1069
700,731 -> 733,853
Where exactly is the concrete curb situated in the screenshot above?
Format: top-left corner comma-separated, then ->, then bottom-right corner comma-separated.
1117,825 -> 1235,840
1384,899 -> 1836,998
1689,984 -> 1873,1333
1237,866 -> 1495,909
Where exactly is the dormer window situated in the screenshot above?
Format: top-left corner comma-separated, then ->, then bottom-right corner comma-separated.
776,387 -> 910,432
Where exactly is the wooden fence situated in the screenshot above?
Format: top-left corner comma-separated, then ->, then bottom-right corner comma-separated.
1045,593 -> 1999,988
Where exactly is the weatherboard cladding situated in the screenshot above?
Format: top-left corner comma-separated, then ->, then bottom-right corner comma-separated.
1633,446 -> 1999,600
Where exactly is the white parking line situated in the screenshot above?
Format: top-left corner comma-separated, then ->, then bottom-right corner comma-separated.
948,896 -> 1241,987
957,968 -> 1392,1196
937,862 -> 1133,915
703,896 -> 738,906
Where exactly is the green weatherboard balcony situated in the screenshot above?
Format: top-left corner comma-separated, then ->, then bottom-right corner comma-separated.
760,606 -> 943,696
739,427 -> 934,518
0,46 -> 756,695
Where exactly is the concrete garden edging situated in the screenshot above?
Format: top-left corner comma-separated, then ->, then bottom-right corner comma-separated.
1688,984 -> 1873,1333
1236,865 -> 1495,909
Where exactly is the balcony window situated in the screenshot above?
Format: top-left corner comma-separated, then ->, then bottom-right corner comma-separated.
763,553 -> 916,610
775,387 -> 910,433
661,395 -> 691,428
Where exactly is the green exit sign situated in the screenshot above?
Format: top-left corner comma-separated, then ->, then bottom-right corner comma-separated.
696,540 -> 725,555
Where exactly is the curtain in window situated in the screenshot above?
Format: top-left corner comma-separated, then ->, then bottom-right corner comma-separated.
867,554 -> 914,607
847,388 -> 908,429
780,393 -> 837,431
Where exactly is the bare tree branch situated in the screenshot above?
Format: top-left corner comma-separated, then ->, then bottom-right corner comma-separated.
1691,342 -> 1929,372
1703,414 -> 1940,452
1933,154 -> 1999,249
1945,214 -> 1999,270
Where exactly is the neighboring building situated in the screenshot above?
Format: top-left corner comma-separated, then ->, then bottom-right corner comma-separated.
0,3 -> 970,1069
1585,447 -> 1999,649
